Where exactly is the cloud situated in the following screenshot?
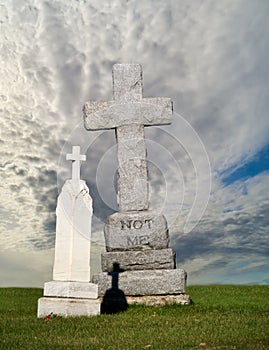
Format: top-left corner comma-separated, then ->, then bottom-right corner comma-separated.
172,171 -> 269,284
0,0 -> 268,286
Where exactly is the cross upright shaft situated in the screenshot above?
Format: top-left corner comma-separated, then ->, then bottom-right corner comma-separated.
83,64 -> 173,212
66,146 -> 86,181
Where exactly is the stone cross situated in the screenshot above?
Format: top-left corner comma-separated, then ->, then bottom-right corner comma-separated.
83,63 -> 173,211
66,146 -> 86,181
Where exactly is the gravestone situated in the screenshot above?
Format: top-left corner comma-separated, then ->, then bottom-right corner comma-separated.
83,64 -> 190,305
37,146 -> 100,317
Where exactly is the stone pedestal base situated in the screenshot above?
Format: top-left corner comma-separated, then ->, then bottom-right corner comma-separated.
126,294 -> 191,306
37,297 -> 100,317
93,268 -> 186,296
44,281 -> 98,299
101,249 -> 175,272
37,281 -> 100,317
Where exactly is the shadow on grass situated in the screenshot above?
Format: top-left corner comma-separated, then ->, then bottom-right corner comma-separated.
101,263 -> 128,314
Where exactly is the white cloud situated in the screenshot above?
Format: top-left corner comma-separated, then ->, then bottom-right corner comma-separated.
0,0 -> 268,286
171,171 -> 269,284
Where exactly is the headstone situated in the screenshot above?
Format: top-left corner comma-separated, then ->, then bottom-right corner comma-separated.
38,146 -> 100,317
84,64 -> 190,305
53,146 -> 90,282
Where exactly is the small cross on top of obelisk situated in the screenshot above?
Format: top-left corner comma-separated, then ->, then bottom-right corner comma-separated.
66,146 -> 86,181
83,63 -> 172,211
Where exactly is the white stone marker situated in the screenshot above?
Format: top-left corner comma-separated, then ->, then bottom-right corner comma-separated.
53,146 -> 91,282
38,146 -> 100,317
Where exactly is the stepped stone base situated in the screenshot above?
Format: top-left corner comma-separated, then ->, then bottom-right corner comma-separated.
101,248 -> 175,272
37,297 -> 100,317
126,294 -> 191,306
93,268 -> 186,296
38,281 -> 100,317
44,281 -> 98,299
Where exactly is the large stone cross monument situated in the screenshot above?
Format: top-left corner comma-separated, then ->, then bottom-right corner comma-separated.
84,63 -> 172,212
84,64 -> 190,305
38,146 -> 100,317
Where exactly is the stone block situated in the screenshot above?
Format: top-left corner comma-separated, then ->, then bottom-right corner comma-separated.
101,249 -> 175,272
92,268 -> 186,296
37,297 -> 100,317
126,294 -> 191,306
104,210 -> 169,251
44,281 -> 98,299
83,99 -> 172,131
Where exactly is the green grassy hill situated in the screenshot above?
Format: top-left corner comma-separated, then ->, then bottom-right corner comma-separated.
0,285 -> 268,349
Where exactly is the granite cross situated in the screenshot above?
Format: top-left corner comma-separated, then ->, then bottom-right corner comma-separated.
83,63 -> 172,211
66,146 -> 86,181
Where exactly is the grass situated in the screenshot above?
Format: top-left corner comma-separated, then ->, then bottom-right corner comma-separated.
0,285 -> 268,349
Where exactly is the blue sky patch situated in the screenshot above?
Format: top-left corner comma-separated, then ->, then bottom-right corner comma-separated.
222,144 -> 269,186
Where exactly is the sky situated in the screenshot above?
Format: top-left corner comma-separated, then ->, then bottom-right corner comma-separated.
1,0 -> 269,287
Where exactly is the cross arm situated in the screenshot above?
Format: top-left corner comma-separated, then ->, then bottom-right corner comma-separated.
142,97 -> 173,126
83,100 -> 116,130
66,154 -> 86,161
83,97 -> 173,130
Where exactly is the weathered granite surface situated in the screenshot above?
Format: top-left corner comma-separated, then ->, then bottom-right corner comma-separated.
83,64 -> 172,129
101,249 -> 175,272
44,281 -> 98,299
83,99 -> 172,130
104,211 -> 169,251
83,63 -> 172,212
93,269 -> 186,296
37,297 -> 100,317
126,294 -> 191,306
113,63 -> 142,102
116,123 -> 148,211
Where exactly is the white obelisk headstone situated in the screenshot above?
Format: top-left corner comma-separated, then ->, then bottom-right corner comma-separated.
38,146 -> 100,317
53,146 -> 91,281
